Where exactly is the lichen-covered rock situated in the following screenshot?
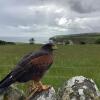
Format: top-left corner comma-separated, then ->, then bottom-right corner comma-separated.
0,85 -> 56,100
0,85 -> 25,100
57,76 -> 100,100
29,87 -> 56,100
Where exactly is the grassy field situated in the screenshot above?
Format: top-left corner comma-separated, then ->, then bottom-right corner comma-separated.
0,44 -> 100,92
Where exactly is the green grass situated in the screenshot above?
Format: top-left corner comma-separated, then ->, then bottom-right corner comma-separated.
0,44 -> 100,92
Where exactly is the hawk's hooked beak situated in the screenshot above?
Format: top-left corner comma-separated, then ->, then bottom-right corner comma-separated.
52,44 -> 57,50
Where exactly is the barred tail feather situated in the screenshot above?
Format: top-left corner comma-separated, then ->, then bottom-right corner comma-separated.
0,72 -> 14,91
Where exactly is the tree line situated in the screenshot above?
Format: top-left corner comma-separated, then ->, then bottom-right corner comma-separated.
0,40 -> 15,45
0,38 -> 35,45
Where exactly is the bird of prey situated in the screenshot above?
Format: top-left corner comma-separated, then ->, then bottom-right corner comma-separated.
0,43 -> 57,95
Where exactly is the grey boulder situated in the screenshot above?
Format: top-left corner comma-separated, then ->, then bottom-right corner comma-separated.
0,85 -> 25,100
57,76 -> 100,100
29,87 -> 56,100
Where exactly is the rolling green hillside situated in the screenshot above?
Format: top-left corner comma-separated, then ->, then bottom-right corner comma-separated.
50,33 -> 100,44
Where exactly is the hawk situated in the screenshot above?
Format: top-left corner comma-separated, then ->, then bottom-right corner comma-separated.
0,43 -> 57,97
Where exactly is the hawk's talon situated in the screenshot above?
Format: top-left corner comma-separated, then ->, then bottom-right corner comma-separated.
26,85 -> 51,100
32,84 -> 51,92
26,87 -> 38,100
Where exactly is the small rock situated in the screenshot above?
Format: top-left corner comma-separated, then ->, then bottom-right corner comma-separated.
0,85 -> 25,100
57,76 -> 100,100
30,87 -> 56,100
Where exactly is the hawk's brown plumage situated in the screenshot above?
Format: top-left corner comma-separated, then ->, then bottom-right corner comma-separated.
0,43 -> 56,90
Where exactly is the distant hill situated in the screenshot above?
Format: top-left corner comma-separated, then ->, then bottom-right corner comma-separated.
49,33 -> 100,45
0,40 -> 15,45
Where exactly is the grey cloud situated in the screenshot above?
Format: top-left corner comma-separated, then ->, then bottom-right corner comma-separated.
0,4 -> 61,27
1,0 -> 100,13
67,0 -> 100,13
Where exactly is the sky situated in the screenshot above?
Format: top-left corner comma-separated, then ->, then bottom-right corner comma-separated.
0,0 -> 100,43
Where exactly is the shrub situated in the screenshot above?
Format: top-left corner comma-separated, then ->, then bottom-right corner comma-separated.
95,39 -> 100,44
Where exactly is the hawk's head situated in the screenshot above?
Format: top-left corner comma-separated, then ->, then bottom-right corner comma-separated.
41,43 -> 57,51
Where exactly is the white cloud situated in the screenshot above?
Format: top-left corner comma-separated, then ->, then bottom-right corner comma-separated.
57,17 -> 68,25
55,16 -> 100,34
55,8 -> 65,13
17,25 -> 31,30
28,4 -> 65,14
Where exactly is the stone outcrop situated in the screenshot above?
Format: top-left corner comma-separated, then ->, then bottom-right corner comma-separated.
0,85 -> 25,100
57,76 -> 100,100
28,87 -> 56,100
0,86 -> 56,100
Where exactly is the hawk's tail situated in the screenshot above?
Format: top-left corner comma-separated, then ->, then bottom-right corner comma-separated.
0,72 -> 15,92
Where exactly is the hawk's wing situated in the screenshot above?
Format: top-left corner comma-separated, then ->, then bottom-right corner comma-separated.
9,50 -> 53,81
17,50 -> 50,67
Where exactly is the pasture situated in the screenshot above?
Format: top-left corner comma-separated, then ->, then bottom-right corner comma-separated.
0,44 -> 100,92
